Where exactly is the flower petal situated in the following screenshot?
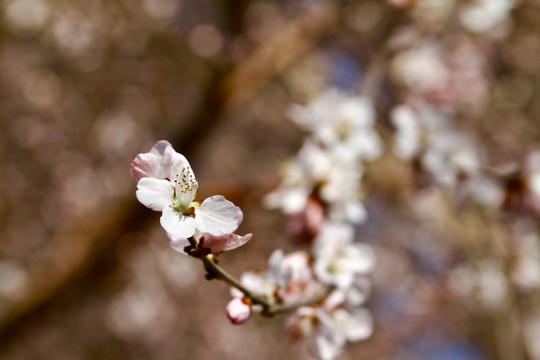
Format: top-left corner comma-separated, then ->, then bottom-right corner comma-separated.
130,140 -> 193,181
135,178 -> 174,211
160,206 -> 197,239
199,233 -> 252,254
149,140 -> 172,155
195,195 -> 243,236
161,144 -> 192,180
130,152 -> 162,182
130,140 -> 173,181
333,308 -> 373,342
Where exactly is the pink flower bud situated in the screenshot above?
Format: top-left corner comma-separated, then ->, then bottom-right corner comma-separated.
226,298 -> 252,325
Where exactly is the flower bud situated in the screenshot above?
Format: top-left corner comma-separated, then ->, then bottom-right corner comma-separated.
226,298 -> 252,325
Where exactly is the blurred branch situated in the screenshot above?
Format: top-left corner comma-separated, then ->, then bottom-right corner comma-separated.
219,2 -> 339,110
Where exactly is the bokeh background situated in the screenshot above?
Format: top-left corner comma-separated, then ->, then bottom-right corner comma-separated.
1,0 -> 540,359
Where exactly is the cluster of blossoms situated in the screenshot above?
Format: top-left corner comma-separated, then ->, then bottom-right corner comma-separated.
130,140 -> 252,255
131,135 -> 377,359
265,89 -> 382,227
127,3 -> 536,359
224,90 -> 381,359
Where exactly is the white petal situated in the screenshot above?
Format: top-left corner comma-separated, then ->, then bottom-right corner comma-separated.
347,244 -> 376,274
130,140 -> 174,181
135,178 -> 173,211
149,140 -> 172,155
160,145 -> 192,180
195,195 -> 243,236
334,308 -> 373,342
160,206 -> 197,239
130,152 -> 163,182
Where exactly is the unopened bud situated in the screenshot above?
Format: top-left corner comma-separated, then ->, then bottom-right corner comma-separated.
226,298 -> 252,325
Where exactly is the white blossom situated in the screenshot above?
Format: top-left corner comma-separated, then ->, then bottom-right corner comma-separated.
313,222 -> 375,289
288,90 -> 382,161
131,140 -> 243,239
286,284 -> 373,360
460,0 -> 515,34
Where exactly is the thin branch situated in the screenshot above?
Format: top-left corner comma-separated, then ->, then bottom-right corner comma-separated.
186,237 -> 330,317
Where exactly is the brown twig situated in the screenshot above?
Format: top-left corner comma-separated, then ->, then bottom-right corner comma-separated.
186,237 -> 330,317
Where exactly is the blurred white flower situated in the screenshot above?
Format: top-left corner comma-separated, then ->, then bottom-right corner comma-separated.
231,249 -> 322,307
391,103 -> 482,187
289,90 -> 382,160
286,284 -> 373,360
391,105 -> 422,159
265,140 -> 367,224
391,42 -> 448,93
511,231 -> 540,291
313,222 -> 375,289
460,0 -> 515,34
449,260 -> 509,311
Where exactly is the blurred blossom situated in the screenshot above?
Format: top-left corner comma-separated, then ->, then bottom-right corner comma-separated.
391,102 -> 481,187
526,151 -> 540,205
288,90 -> 381,161
313,222 -> 375,289
391,42 -> 448,94
448,260 -> 509,311
460,0 -> 515,36
230,249 -> 322,308
188,24 -> 224,58
391,39 -> 489,112
511,231 -> 540,291
3,0 -> 50,35
286,286 -> 373,360
391,105 -> 421,159
461,177 -> 504,209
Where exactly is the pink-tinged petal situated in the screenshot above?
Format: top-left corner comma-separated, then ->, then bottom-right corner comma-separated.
337,308 -> 373,342
160,145 -> 192,180
130,140 -> 173,181
149,140 -> 172,155
130,140 -> 193,181
130,152 -> 163,182
135,178 -> 174,211
199,233 -> 252,254
226,298 -> 252,325
195,195 -> 243,236
160,207 -> 197,239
